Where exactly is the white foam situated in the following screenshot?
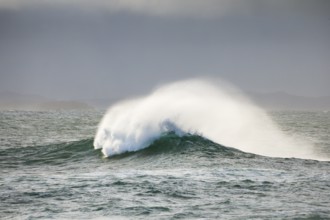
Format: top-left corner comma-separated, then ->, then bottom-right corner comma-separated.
94,79 -> 318,159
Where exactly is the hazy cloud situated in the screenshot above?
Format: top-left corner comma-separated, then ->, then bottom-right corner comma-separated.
1,0 -> 328,17
0,0 -> 247,17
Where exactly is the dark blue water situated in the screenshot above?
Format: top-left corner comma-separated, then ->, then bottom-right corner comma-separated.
1,110 -> 330,219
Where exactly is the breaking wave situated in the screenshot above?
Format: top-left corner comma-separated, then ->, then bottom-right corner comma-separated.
94,79 -> 319,160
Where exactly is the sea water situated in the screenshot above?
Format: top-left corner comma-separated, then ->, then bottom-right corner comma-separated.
1,81 -> 330,219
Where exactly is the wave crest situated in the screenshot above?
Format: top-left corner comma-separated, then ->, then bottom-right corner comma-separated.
94,117 -> 187,157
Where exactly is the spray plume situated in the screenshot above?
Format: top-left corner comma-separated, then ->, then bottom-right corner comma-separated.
94,79 -> 317,159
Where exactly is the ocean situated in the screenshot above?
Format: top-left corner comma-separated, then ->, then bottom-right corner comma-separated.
1,81 -> 330,219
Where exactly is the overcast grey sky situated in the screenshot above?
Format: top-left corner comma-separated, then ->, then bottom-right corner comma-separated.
0,0 -> 329,100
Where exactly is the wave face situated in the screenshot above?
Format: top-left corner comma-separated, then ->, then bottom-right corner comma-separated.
94,79 -> 316,159
113,132 -> 255,160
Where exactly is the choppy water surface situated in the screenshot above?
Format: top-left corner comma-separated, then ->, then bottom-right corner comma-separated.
1,110 -> 330,219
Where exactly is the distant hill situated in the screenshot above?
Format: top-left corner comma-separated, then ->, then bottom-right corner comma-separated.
248,91 -> 330,111
1,91 -> 329,111
0,91 -> 93,111
81,98 -> 122,110
82,92 -> 330,111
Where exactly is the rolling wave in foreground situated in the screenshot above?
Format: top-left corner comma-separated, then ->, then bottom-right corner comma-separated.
1,134 -> 253,169
1,93 -> 330,219
94,79 -> 318,160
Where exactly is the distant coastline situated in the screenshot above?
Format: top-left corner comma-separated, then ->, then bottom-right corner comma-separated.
0,91 -> 329,111
248,91 -> 330,111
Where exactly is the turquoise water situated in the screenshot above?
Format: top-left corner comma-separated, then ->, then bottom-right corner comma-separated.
1,110 -> 330,219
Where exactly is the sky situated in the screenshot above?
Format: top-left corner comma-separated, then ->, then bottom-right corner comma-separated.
0,0 -> 329,100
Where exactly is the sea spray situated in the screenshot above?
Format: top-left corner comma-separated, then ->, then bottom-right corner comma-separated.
94,79 -> 315,159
